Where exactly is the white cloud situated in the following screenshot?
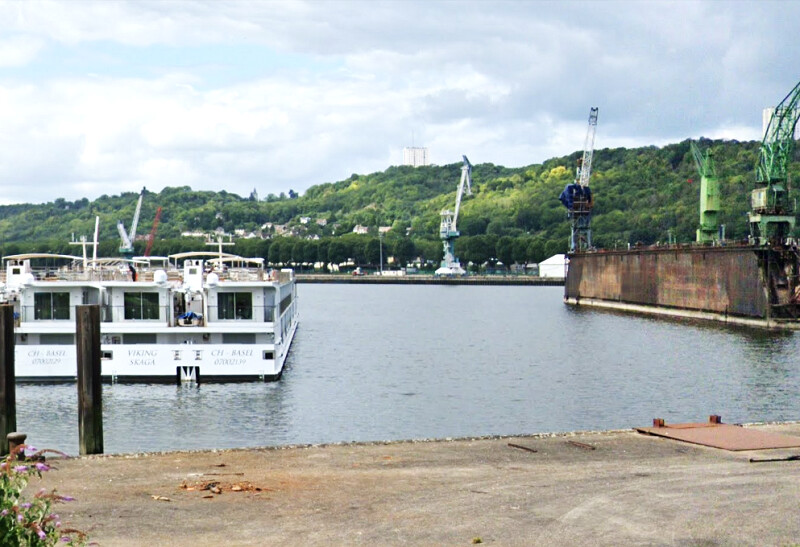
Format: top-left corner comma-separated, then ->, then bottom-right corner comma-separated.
0,35 -> 44,67
0,0 -> 797,204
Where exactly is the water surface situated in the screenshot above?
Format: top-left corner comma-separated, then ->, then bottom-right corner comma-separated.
18,284 -> 800,454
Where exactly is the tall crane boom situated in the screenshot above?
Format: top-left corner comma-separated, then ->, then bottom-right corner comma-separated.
452,155 -> 473,231
749,79 -> 800,246
435,156 -> 473,276
578,107 -> 599,188
118,188 -> 145,257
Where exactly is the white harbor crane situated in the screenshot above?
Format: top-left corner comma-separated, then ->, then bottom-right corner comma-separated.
435,156 -> 472,276
117,188 -> 145,257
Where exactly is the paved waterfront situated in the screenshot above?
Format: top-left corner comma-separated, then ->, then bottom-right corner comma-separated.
35,422 -> 800,545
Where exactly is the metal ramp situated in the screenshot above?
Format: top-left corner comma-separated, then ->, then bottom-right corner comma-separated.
636,416 -> 800,451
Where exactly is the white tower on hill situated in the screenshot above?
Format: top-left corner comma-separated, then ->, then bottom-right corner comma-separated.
403,147 -> 430,167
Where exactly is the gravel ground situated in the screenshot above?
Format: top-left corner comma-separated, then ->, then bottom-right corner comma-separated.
32,422 -> 800,546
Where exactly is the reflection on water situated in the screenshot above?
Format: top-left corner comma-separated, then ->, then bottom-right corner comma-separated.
15,285 -> 800,455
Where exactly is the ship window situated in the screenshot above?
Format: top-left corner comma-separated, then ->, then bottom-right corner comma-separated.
262,351 -> 274,360
218,292 -> 253,320
101,351 -> 113,360
40,334 -> 74,345
34,292 -> 70,320
222,333 -> 255,344
124,292 -> 160,320
123,333 -> 157,344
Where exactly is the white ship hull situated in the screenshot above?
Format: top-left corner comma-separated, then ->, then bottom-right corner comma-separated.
15,321 -> 298,382
3,252 -> 299,383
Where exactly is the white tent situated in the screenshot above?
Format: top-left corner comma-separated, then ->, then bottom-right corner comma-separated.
538,254 -> 567,278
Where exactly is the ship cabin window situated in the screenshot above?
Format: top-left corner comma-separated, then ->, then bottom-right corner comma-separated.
124,292 -> 160,320
40,334 -> 74,345
222,333 -> 255,344
34,292 -> 70,320
123,333 -> 157,344
218,292 -> 253,320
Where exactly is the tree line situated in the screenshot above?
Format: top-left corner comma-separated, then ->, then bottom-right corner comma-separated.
0,137 -> 797,272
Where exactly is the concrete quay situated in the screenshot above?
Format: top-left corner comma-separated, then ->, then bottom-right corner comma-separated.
35,422 -> 800,546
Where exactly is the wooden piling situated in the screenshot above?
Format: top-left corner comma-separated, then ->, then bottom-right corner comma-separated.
76,305 -> 103,455
0,305 -> 15,455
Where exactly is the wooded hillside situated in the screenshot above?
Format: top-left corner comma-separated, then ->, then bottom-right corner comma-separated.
1,138 -> 796,271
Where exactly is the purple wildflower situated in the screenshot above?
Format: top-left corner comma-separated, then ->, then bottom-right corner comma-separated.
35,462 -> 50,472
17,514 -> 23,522
13,465 -> 28,472
37,529 -> 46,540
20,503 -> 31,509
1,509 -> 7,516
60,496 -> 75,502
61,538 -> 71,543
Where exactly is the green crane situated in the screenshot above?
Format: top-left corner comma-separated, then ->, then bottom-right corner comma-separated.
690,141 -> 720,244
749,79 -> 800,246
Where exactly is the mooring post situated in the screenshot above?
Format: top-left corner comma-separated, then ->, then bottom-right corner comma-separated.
76,305 -> 103,455
0,305 -> 15,455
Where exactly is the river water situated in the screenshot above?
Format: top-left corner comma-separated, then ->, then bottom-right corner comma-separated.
17,284 -> 800,455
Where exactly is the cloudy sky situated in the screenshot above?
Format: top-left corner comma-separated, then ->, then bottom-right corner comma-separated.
0,0 -> 798,204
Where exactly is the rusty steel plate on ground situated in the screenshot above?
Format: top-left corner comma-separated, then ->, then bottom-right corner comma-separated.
636,422 -> 800,451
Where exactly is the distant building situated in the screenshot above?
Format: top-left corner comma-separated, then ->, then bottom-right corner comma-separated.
299,216 -> 312,225
249,188 -> 259,201
539,254 -> 567,278
378,226 -> 392,234
316,218 -> 328,227
353,225 -> 369,235
403,147 -> 430,167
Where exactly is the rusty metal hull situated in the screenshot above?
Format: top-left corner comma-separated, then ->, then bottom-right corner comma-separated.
565,246 -> 800,329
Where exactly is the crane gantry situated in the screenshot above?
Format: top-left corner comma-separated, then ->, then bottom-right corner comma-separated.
749,80 -> 800,246
435,155 -> 472,276
690,141 -> 720,244
559,107 -> 598,252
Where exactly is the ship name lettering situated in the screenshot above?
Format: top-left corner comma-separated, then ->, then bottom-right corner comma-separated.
231,350 -> 252,357
129,359 -> 155,366
127,349 -> 157,357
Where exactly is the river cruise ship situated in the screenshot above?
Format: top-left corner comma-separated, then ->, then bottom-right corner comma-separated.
1,252 -> 298,382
